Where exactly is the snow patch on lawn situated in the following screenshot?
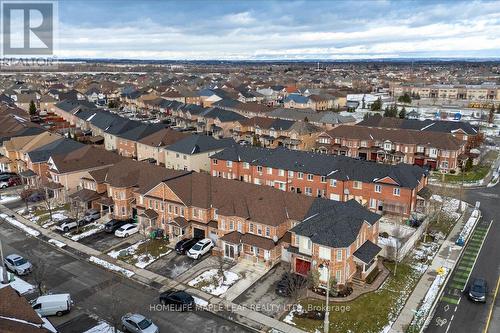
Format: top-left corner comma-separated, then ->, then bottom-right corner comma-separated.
65,223 -> 104,241
89,256 -> 134,277
107,241 -> 172,268
283,304 -> 303,326
48,238 -> 66,248
188,269 -> 239,296
0,267 -> 36,295
0,213 -> 40,237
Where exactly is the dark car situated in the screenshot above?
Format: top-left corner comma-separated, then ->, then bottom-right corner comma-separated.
175,237 -> 201,254
468,278 -> 487,303
159,290 -> 195,311
27,191 -> 45,202
104,219 -> 131,233
8,177 -> 22,187
275,273 -> 308,297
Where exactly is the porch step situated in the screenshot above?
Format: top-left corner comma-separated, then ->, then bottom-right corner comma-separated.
351,276 -> 365,287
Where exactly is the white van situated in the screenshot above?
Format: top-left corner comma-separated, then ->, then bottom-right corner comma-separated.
31,294 -> 73,316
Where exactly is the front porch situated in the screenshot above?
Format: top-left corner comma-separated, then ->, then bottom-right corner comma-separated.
220,231 -> 281,268
352,240 -> 382,280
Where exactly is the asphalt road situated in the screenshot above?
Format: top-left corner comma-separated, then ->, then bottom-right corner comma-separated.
425,184 -> 500,333
0,220 -> 252,333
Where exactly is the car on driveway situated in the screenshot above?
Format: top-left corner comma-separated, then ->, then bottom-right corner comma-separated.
104,219 -> 131,233
4,254 -> 32,275
121,313 -> 159,333
187,238 -> 213,259
0,180 -> 8,188
275,273 -> 308,297
159,290 -> 195,311
55,218 -> 79,232
175,237 -> 201,254
115,223 -> 139,237
468,278 -> 487,303
83,209 -> 100,222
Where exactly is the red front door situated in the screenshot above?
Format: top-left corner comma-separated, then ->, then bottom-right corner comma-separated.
295,258 -> 311,276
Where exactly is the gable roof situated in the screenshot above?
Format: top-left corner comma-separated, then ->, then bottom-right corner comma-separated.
49,146 -> 123,174
165,134 -> 235,155
138,128 -> 189,147
27,138 -> 85,163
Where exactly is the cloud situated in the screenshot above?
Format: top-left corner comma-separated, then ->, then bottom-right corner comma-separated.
53,0 -> 500,60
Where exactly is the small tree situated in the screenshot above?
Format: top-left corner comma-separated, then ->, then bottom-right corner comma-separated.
370,97 -> 382,111
27,253 -> 48,295
217,255 -> 226,284
69,200 -> 85,233
398,93 -> 412,104
399,106 -> 407,119
29,100 -> 37,115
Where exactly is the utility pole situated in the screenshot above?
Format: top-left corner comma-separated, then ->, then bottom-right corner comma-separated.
0,223 -> 8,284
320,263 -> 330,333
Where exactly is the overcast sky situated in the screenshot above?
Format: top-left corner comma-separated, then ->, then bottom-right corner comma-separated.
55,0 -> 500,60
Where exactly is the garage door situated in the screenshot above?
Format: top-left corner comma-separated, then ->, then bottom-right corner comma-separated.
295,258 -> 311,276
193,227 -> 205,239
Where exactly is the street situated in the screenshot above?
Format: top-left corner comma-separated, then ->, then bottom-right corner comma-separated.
0,219 -> 252,333
426,184 -> 500,333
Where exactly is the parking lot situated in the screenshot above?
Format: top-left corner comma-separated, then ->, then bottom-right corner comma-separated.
233,263 -> 291,318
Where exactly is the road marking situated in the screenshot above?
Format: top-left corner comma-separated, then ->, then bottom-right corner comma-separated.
462,220 -> 493,292
483,276 -> 500,333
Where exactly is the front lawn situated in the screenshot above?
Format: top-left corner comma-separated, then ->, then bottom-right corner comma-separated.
287,261 -> 422,333
63,222 -> 104,241
108,239 -> 172,268
441,165 -> 489,183
188,268 -> 239,296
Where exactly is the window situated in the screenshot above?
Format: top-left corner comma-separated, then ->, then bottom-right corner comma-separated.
288,170 -> 294,178
305,187 -> 312,196
213,159 -> 218,165
249,223 -> 254,233
257,165 -> 263,173
265,227 -> 270,237
336,270 -> 342,283
353,181 -> 362,189
320,176 -> 326,183
393,188 -> 400,196
180,207 -> 185,217
213,209 -> 218,220
174,206 -> 178,215
330,179 -> 337,187
278,169 -> 285,177
370,198 -> 377,208
336,249 -> 342,261
375,184 -> 381,193
243,162 -> 250,169
267,167 -> 272,175
193,208 -> 199,218
229,220 -> 234,231
257,225 -> 262,235
319,246 -> 331,260
226,160 -> 232,167
307,174 -> 314,181
220,219 -> 225,230
298,172 -> 304,179
168,205 -> 172,213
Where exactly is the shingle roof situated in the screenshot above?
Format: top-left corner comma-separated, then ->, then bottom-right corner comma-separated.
165,134 -> 235,155
27,138 -> 85,163
118,123 -> 166,141
353,240 -> 382,264
49,146 -> 123,174
211,145 -> 426,188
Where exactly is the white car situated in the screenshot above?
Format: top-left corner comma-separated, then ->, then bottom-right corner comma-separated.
115,223 -> 139,237
187,238 -> 213,259
4,254 -> 32,275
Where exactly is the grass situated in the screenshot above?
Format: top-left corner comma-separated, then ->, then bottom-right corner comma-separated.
118,239 -> 171,266
427,213 -> 456,237
441,165 -> 490,183
290,261 -> 422,333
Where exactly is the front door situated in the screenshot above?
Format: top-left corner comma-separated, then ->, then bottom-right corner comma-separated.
224,243 -> 236,259
193,227 -> 205,239
295,258 -> 311,276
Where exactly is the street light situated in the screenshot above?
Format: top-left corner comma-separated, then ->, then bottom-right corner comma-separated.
319,262 -> 330,333
0,217 -> 9,284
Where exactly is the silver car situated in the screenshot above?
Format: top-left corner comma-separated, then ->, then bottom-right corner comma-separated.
4,254 -> 32,275
121,313 -> 159,333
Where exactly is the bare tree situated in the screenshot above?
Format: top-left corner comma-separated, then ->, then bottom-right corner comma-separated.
392,223 -> 403,276
216,255 -> 226,284
69,200 -> 84,233
25,250 -> 49,296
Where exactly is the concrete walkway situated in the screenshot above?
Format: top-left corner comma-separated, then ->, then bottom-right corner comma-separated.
389,206 -> 472,333
0,203 -> 306,333
224,261 -> 269,302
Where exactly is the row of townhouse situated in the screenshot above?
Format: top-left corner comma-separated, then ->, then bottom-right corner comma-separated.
61,157 -> 383,285
210,145 -> 429,217
315,125 -> 467,171
357,114 -> 483,151
390,83 -> 500,101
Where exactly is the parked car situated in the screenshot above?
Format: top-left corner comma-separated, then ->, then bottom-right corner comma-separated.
83,209 -> 100,222
27,191 -> 45,202
159,290 -> 195,311
175,237 -> 201,254
4,254 -> 32,275
468,278 -> 487,303
104,219 -> 130,233
121,313 -> 159,333
0,174 -> 14,182
115,223 -> 139,237
55,218 -> 78,232
0,180 -> 8,189
187,238 -> 213,259
31,294 -> 73,316
275,273 -> 308,297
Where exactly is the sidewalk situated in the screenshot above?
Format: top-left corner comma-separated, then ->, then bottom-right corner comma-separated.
0,203 -> 306,333
389,206 -> 471,333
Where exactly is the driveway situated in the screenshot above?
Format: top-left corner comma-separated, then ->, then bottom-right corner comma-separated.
233,263 -> 291,318
147,250 -> 211,280
79,230 -> 141,252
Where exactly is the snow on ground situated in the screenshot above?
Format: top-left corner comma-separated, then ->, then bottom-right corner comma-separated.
48,238 -> 66,248
0,194 -> 20,204
65,223 -> 104,241
188,269 -> 239,296
283,304 -> 303,326
431,195 -> 464,220
0,213 -> 40,237
107,241 -> 172,268
83,321 -> 122,333
378,235 -> 401,247
410,268 -> 448,328
458,209 -> 481,242
0,267 -> 36,295
193,296 -> 208,308
89,256 -> 134,277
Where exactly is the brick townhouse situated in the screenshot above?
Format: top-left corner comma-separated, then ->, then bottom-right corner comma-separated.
315,125 -> 466,171
210,145 -> 429,217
